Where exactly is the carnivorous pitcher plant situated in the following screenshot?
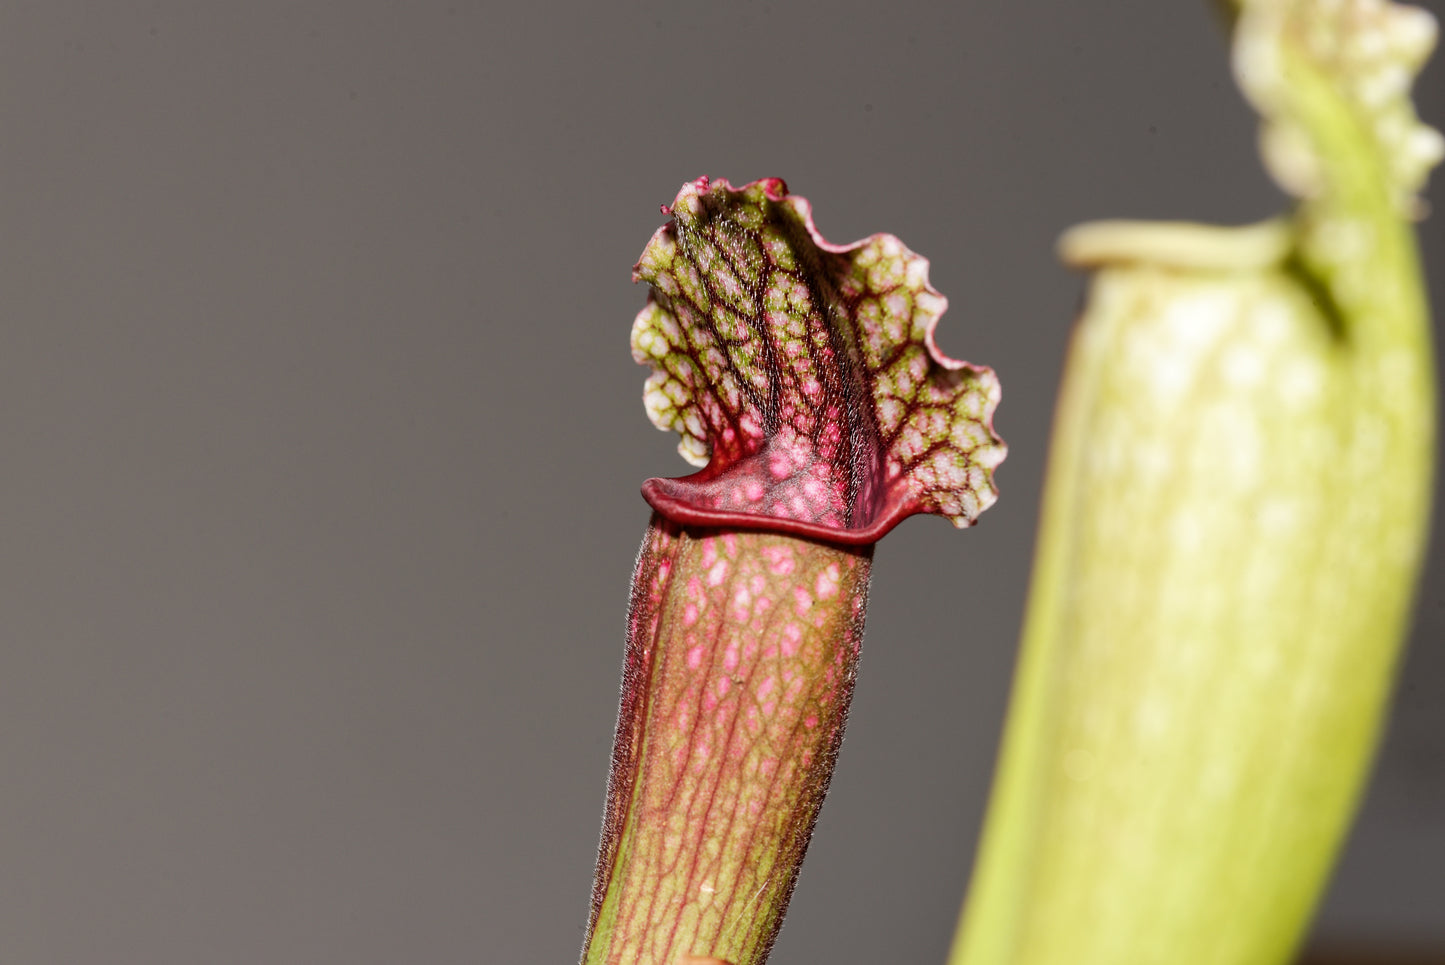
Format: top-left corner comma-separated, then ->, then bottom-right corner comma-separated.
951,1 -> 1442,962
580,177 -> 1005,965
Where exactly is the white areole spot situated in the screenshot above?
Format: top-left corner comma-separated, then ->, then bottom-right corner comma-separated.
1220,343 -> 1267,387
1163,289 -> 1235,348
1256,496 -> 1302,536
1277,357 -> 1327,409
1121,287 -> 1237,409
1312,215 -> 1374,265
679,435 -> 709,467
1199,757 -> 1240,802
1131,439 -> 1174,484
1141,350 -> 1194,407
1169,509 -> 1207,554
1250,297 -> 1295,345
1134,696 -> 1172,742
1215,403 -> 1263,478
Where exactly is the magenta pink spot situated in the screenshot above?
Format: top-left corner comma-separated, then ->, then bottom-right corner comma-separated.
815,563 -> 840,599
804,714 -> 819,729
716,676 -> 732,698
723,645 -> 739,673
731,586 -> 751,617
761,545 -> 795,576
683,602 -> 699,626
758,677 -> 775,699
687,645 -> 705,669
781,623 -> 803,657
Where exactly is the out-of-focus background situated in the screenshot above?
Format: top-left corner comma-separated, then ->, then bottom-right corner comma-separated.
0,2 -> 1440,963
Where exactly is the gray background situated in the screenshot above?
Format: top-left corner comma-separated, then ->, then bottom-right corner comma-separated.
0,2 -> 1440,963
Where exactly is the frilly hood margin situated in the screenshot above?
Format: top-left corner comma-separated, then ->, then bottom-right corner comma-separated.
631,177 -> 1006,546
